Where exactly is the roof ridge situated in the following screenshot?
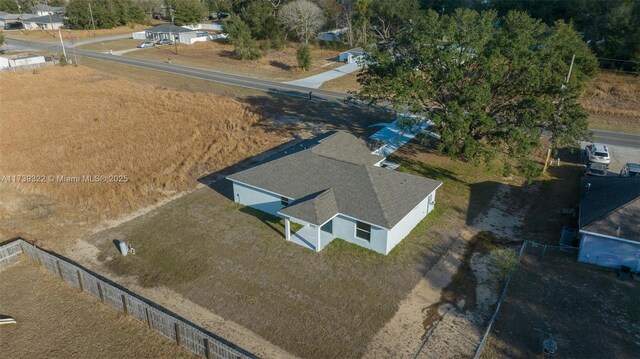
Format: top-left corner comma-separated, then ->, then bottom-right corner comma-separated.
312,188 -> 335,220
363,167 -> 393,227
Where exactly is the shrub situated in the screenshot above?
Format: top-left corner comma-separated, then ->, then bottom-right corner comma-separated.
489,247 -> 519,280
296,44 -> 312,71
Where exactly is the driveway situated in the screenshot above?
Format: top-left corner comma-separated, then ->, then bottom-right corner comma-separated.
580,141 -> 640,175
283,62 -> 360,89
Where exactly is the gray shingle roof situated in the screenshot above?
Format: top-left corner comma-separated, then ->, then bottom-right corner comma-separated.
228,131 -> 442,228
579,177 -> 640,242
279,188 -> 338,225
147,24 -> 195,34
25,15 -> 64,23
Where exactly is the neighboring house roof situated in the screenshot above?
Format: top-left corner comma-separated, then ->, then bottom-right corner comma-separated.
228,131 -> 442,228
579,177 -> 640,242
35,5 -> 65,11
0,13 -> 36,21
147,24 -> 195,33
343,47 -> 365,55
25,15 -> 64,23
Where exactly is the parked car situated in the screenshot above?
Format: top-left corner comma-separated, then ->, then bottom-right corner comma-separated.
137,41 -> 155,48
585,162 -> 608,177
620,163 -> 640,177
217,12 -> 230,19
584,144 -> 611,166
156,39 -> 172,45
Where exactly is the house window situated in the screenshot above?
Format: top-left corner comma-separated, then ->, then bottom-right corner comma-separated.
355,221 -> 371,241
280,196 -> 289,206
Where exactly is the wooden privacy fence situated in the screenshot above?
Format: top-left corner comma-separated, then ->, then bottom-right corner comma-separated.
0,238 -> 256,359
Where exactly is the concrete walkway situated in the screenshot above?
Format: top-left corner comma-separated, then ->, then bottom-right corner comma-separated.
283,62 -> 360,89
369,118 -> 433,157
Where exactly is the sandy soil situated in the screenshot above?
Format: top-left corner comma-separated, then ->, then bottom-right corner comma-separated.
364,184 -> 525,359
0,260 -> 195,358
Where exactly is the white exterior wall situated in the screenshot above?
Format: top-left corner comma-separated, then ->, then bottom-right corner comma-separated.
232,182 -> 288,216
184,36 -> 208,45
132,31 -> 147,40
578,233 -> 640,272
386,190 -> 436,254
0,57 -> 9,69
24,21 -> 63,30
330,214 -> 388,254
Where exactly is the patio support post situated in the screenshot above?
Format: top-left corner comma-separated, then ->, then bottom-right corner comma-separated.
316,225 -> 321,252
285,219 -> 291,241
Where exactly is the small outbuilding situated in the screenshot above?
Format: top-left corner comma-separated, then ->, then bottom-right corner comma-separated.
0,53 -> 46,70
339,47 -> 365,64
577,177 -> 640,272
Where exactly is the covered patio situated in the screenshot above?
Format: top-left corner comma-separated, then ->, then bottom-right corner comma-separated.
284,218 -> 335,252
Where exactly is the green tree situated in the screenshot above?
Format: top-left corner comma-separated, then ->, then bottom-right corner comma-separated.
0,30 -> 4,46
65,0 -> 145,29
225,16 -> 262,60
296,44 -> 312,70
165,0 -> 206,25
357,9 -> 598,165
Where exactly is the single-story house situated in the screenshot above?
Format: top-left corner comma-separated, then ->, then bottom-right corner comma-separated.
23,15 -> 64,30
577,177 -> 640,272
227,131 -> 442,254
34,4 -> 65,16
0,53 -> 46,70
0,13 -> 36,29
339,47 -> 365,63
318,28 -> 348,42
143,24 -> 200,43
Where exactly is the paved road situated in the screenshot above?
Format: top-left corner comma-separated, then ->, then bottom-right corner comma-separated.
6,37 -> 640,149
6,37 -> 351,103
590,129 -> 640,149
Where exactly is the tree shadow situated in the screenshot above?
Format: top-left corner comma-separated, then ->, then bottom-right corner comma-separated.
242,92 -> 390,137
218,50 -> 237,59
269,60 -> 293,71
467,181 -> 503,226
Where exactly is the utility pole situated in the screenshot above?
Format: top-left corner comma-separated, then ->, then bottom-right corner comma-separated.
544,54 -> 576,174
88,3 -> 97,37
15,1 -> 24,28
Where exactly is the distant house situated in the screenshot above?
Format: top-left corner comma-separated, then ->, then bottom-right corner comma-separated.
339,47 -> 365,64
23,15 -> 64,30
227,131 -> 442,254
578,177 -> 640,272
34,4 -> 65,16
140,24 -> 201,44
318,28 -> 348,42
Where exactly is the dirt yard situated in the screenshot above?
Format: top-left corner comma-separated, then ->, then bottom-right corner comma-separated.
581,71 -> 640,134
126,41 -> 342,81
0,66 -> 287,246
78,39 -> 145,52
477,149 -> 640,358
65,139 -> 519,359
0,260 -> 195,358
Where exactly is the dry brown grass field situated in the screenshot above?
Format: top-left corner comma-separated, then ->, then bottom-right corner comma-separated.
0,260 -> 196,358
581,71 -> 640,134
0,66 -> 287,221
127,41 -> 342,81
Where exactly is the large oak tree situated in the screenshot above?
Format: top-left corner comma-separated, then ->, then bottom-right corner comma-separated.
357,9 -> 598,164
